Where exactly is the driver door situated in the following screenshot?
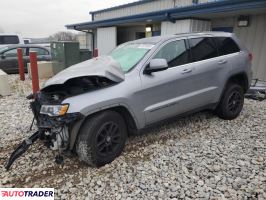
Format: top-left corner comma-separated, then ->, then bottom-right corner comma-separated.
0,48 -> 27,73
139,38 -> 195,125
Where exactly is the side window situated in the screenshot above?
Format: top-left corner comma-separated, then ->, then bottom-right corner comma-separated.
154,40 -> 189,67
3,48 -> 26,57
30,47 -> 49,55
215,37 -> 240,56
0,36 -> 19,45
3,49 -> 17,57
189,37 -> 218,62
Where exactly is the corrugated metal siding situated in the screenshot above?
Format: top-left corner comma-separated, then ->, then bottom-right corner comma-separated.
191,19 -> 211,32
94,0 -> 193,21
97,27 -> 117,55
93,0 -> 221,21
161,20 -> 191,35
212,14 -> 266,80
161,19 -> 210,35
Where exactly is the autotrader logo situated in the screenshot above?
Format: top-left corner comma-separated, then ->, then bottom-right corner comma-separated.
0,188 -> 54,200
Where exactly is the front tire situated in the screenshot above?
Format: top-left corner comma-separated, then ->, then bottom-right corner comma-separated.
76,111 -> 127,167
216,83 -> 244,120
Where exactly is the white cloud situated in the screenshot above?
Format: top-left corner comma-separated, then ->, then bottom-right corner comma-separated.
0,0 -> 137,38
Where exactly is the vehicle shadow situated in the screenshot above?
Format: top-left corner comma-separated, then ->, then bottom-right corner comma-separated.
125,110 -> 217,153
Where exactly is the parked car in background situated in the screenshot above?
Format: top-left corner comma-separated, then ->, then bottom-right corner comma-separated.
0,33 -> 24,48
34,43 -> 51,52
0,44 -> 51,74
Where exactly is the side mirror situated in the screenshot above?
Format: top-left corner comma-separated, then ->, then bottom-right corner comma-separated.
144,59 -> 168,74
0,54 -> 5,59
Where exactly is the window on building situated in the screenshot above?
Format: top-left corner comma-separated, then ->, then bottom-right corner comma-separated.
214,37 -> 240,56
30,47 -> 49,56
189,37 -> 218,62
153,40 -> 189,67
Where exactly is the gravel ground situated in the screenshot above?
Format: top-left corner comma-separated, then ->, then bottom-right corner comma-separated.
0,75 -> 265,200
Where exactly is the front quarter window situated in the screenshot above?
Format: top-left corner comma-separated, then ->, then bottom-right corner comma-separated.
153,40 -> 189,67
110,43 -> 154,72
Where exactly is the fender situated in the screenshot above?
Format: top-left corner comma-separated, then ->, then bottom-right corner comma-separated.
69,103 -> 139,150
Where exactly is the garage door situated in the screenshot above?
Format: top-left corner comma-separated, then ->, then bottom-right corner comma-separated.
97,27 -> 117,56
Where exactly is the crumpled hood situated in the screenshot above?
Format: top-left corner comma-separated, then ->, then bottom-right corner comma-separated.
43,56 -> 125,89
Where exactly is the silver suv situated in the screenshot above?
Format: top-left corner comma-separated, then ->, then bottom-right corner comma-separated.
5,32 -> 252,169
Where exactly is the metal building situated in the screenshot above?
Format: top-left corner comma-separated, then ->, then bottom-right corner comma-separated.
66,0 -> 266,81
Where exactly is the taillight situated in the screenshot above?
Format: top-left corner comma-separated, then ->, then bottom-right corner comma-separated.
248,53 -> 253,62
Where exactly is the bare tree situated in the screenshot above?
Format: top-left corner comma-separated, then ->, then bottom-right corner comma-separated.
48,31 -> 77,42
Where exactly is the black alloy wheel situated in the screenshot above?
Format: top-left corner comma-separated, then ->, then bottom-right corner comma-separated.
216,83 -> 244,120
227,91 -> 242,115
76,111 -> 127,167
96,122 -> 122,156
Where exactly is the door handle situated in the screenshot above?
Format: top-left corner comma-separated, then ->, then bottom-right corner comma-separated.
181,68 -> 192,74
218,60 -> 227,64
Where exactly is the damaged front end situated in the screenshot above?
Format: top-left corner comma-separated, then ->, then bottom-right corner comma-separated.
4,77 -> 115,170
30,91 -> 84,152
5,90 -> 84,170
5,56 -> 125,170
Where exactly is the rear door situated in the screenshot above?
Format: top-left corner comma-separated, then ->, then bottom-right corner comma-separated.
186,36 -> 231,106
214,37 -> 243,79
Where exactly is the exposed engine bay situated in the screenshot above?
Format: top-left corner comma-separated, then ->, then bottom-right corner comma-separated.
5,76 -> 118,170
31,76 -> 115,150
5,56 -> 125,170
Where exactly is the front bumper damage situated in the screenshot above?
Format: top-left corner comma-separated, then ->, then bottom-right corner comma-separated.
5,131 -> 40,170
5,62 -> 123,170
5,93 -> 84,170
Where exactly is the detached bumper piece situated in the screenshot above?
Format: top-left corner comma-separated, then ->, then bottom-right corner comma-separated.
245,79 -> 266,101
5,131 -> 40,171
5,92 -> 85,170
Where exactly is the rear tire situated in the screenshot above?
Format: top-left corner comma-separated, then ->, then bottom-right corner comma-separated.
76,111 -> 127,167
216,83 -> 244,120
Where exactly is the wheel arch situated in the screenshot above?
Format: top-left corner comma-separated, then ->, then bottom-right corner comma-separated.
226,72 -> 249,93
69,105 -> 138,150
215,72 -> 249,110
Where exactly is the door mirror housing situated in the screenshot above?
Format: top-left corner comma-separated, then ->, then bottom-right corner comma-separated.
144,59 -> 168,74
0,54 -> 5,59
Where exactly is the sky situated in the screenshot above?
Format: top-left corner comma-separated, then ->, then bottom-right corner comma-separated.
0,0 -> 136,38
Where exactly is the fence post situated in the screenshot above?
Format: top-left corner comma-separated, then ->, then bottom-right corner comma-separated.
29,52 -> 39,94
93,48 -> 98,57
17,48 -> 25,81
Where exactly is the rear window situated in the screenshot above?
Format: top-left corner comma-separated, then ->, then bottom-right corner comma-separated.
30,47 -> 49,55
0,36 -> 19,45
215,37 -> 240,56
189,37 -> 218,62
